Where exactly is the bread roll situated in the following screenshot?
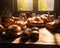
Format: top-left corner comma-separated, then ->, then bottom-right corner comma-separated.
2,18 -> 14,28
6,25 -> 21,36
46,20 -> 60,32
30,30 -> 39,42
21,28 -> 31,42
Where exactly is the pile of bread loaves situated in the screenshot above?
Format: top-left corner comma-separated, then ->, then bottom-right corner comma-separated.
27,14 -> 54,27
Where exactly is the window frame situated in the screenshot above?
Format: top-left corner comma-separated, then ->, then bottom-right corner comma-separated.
14,0 -> 55,14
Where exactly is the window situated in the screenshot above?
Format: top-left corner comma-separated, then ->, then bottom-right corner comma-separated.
16,0 -> 54,12
17,0 -> 33,11
38,0 -> 54,11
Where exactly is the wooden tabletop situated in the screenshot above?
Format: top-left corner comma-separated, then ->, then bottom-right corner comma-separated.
0,27 -> 60,45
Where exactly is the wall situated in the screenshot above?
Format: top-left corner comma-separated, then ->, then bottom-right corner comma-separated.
0,0 -> 14,14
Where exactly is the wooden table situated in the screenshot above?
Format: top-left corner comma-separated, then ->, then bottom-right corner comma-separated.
0,27 -> 60,45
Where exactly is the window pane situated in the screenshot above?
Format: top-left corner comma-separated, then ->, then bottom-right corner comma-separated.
38,0 -> 54,11
17,0 -> 33,11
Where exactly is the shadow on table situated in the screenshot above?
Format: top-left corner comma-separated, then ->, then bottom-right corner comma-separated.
0,34 -> 21,43
46,28 -> 60,45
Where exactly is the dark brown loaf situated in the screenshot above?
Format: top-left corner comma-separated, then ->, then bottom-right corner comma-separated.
21,28 -> 32,42
30,30 -> 39,42
46,20 -> 60,32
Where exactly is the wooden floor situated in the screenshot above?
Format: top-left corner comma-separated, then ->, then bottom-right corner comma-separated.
0,27 -> 60,45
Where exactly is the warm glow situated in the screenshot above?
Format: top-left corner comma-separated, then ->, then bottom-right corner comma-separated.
17,0 -> 33,11
38,0 -> 54,11
38,0 -> 48,10
2,31 -> 6,35
17,32 -> 22,35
